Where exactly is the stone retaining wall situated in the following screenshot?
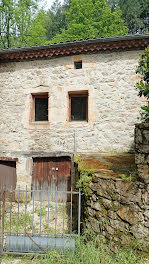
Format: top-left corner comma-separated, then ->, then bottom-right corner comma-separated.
82,174 -> 149,251
135,123 -> 149,183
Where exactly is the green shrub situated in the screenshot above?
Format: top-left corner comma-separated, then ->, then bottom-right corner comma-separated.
76,170 -> 93,198
136,47 -> 149,122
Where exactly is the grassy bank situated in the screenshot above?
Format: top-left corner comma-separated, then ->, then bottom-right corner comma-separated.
2,235 -> 149,264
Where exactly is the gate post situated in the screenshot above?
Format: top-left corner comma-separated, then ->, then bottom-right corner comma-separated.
0,194 -> 2,256
0,186 -> 6,255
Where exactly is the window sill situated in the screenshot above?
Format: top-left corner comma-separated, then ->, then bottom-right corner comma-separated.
28,121 -> 50,129
31,121 -> 49,125
68,121 -> 89,128
69,120 -> 88,123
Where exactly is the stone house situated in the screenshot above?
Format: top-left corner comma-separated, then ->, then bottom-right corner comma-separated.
0,34 -> 149,192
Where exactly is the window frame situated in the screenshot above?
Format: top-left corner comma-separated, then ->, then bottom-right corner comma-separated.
74,61 -> 82,69
68,91 -> 88,122
30,93 -> 49,123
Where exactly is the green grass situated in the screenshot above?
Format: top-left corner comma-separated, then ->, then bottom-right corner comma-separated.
35,207 -> 47,217
2,235 -> 149,264
3,201 -> 70,236
4,211 -> 33,233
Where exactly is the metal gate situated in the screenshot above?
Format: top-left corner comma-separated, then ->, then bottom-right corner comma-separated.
0,185 -> 81,254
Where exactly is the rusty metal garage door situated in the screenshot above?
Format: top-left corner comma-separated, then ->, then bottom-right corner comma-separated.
0,161 -> 16,198
32,157 -> 71,201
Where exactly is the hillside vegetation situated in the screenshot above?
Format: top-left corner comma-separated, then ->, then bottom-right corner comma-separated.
0,0 -> 148,48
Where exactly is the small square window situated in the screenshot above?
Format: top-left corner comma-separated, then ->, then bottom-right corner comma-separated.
31,93 -> 48,122
69,91 -> 88,121
74,61 -> 82,69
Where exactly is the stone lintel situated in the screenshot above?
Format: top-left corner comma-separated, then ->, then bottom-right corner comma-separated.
10,151 -> 73,159
0,157 -> 18,162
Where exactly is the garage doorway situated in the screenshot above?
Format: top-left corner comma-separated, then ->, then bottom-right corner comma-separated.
0,160 -> 17,199
32,157 -> 71,201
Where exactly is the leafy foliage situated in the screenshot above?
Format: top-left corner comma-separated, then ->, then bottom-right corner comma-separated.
77,170 -> 93,198
106,0 -> 149,33
136,47 -> 149,122
0,0 -> 70,48
45,0 -> 68,41
0,0 -> 148,49
51,0 -> 128,43
119,0 -> 149,33
0,0 -> 39,48
26,10 -> 50,46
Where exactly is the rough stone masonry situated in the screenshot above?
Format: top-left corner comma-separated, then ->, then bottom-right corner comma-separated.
135,123 -> 149,183
83,173 -> 149,251
0,49 -> 144,187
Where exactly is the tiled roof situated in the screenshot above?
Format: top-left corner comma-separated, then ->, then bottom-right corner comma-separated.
0,34 -> 149,62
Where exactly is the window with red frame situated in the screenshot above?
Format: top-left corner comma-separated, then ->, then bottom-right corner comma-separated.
31,93 -> 48,122
69,91 -> 88,121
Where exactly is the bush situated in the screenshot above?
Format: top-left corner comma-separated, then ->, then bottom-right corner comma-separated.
136,47 -> 149,122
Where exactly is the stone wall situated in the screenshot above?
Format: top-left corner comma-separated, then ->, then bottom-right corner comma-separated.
82,174 -> 149,251
0,50 -> 144,186
135,123 -> 149,183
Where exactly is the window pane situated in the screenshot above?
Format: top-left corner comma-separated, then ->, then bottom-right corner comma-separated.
74,61 -> 82,69
71,97 -> 87,121
35,97 -> 48,121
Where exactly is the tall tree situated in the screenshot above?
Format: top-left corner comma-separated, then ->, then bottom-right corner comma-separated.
63,0 -> 70,10
119,0 -> 149,33
106,0 -> 149,33
51,0 -> 128,43
14,0 -> 38,45
106,0 -> 119,11
0,0 -> 14,48
46,0 -> 68,41
0,0 -> 39,48
26,9 -> 49,46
